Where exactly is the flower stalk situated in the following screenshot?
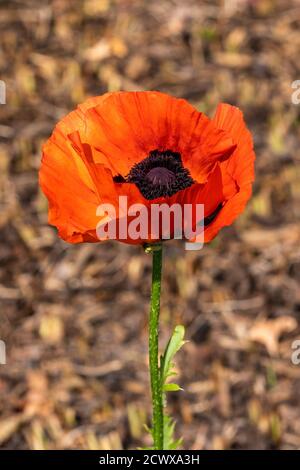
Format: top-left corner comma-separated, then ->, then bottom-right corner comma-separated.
147,243 -> 164,449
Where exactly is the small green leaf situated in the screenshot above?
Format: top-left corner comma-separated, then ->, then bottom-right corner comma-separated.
163,383 -> 182,392
168,437 -> 183,450
142,324 -> 186,450
160,325 -> 186,384
163,414 -> 182,450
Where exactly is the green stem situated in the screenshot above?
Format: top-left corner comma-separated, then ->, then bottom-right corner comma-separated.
148,244 -> 164,450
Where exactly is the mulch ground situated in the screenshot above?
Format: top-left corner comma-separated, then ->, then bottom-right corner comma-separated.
0,0 -> 300,449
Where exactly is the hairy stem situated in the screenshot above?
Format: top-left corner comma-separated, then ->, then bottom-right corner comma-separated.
148,244 -> 164,450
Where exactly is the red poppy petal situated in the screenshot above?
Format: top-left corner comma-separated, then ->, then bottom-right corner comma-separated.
213,103 -> 255,197
56,93 -> 113,135
40,129 -> 118,244
202,103 -> 255,241
81,92 -> 169,175
39,155 -> 101,243
40,93 -> 255,245
204,184 -> 252,242
171,164 -> 224,242
79,92 -> 237,180
44,92 -> 237,183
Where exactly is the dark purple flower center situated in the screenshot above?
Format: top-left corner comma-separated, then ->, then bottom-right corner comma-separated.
112,149 -> 223,227
146,166 -> 176,187
114,149 -> 195,200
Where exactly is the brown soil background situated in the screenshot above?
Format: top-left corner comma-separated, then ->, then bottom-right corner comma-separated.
1,0 -> 300,450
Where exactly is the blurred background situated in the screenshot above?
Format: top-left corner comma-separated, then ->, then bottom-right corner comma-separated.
1,0 -> 300,450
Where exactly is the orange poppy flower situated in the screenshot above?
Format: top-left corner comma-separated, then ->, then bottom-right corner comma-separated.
39,91 -> 255,245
